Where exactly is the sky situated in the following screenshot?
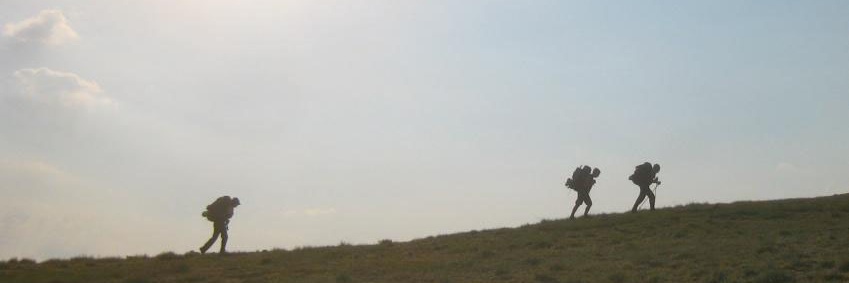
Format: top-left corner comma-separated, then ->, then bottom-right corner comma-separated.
1,1 -> 848,260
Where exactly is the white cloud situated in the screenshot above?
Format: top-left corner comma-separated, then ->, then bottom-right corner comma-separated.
13,67 -> 109,108
0,159 -> 79,197
2,10 -> 79,45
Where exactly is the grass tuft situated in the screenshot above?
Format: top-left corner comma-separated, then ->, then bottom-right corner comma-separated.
754,269 -> 794,283
839,259 -> 849,273
534,273 -> 559,283
608,272 -> 626,283
155,251 -> 180,261
335,274 -> 352,283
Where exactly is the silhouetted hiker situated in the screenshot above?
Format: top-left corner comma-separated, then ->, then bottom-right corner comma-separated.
200,196 -> 240,254
565,165 -> 601,218
630,162 -> 661,212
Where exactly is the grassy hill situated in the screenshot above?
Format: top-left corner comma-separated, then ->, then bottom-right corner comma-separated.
3,194 -> 849,283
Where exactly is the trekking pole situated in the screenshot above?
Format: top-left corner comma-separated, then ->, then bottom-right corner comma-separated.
637,182 -> 661,210
653,182 -> 660,207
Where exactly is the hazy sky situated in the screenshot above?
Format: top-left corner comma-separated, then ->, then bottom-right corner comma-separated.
1,1 -> 848,260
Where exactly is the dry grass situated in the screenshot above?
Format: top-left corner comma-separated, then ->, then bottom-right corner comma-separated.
3,194 -> 849,282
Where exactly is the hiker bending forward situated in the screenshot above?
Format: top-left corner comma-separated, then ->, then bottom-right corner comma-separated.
565,166 -> 601,218
200,196 -> 240,254
630,162 -> 660,212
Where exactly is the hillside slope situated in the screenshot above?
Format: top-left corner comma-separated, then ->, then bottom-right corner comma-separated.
3,194 -> 849,283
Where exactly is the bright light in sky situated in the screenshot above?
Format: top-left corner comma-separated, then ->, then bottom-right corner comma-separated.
1,1 -> 848,260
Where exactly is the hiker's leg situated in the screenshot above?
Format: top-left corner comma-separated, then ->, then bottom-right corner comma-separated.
219,224 -> 229,253
583,195 -> 592,216
632,191 -> 646,212
647,189 -> 656,210
200,224 -> 221,253
570,198 -> 583,219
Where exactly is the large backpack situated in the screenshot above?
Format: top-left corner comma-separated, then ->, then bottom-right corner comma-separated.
629,162 -> 653,186
203,196 -> 232,222
566,166 -> 581,190
567,166 -> 592,191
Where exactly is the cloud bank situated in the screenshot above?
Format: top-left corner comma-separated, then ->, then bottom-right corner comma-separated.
2,10 -> 79,45
13,68 -> 109,108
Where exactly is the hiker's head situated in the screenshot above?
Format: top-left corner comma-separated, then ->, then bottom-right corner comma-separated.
591,168 -> 601,178
653,164 -> 660,174
582,166 -> 591,174
231,197 -> 241,207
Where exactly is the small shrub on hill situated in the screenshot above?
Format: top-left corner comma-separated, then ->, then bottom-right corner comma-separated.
608,272 -> 626,283
839,259 -> 849,272
822,272 -> 844,281
820,260 -> 835,269
123,277 -> 151,283
155,251 -> 180,261
549,263 -> 565,272
707,271 -> 729,283
754,269 -> 794,283
173,263 -> 191,273
70,255 -> 94,261
6,257 -> 37,265
479,250 -> 495,258
534,273 -> 558,283
525,257 -> 542,266
40,259 -> 69,269
335,274 -> 352,283
530,241 -> 554,249
101,257 -> 122,262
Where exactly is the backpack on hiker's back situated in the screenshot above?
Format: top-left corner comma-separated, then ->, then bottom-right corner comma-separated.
202,196 -> 233,222
629,162 -> 657,186
566,166 -> 585,191
566,166 -> 599,191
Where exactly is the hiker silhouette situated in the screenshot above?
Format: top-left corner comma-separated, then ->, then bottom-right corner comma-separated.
565,165 -> 601,218
200,196 -> 240,254
629,162 -> 661,212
